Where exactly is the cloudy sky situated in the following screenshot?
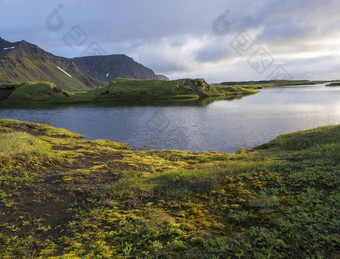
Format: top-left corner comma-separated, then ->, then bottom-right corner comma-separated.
1,0 -> 339,82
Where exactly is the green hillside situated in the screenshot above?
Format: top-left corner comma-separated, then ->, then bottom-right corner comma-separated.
5,82 -> 70,104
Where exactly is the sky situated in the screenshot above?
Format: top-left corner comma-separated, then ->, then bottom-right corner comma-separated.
1,0 -> 340,82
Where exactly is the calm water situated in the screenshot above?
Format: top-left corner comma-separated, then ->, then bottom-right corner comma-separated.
1,84 -> 339,153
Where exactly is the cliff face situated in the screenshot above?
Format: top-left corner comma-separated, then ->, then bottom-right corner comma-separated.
72,55 -> 157,82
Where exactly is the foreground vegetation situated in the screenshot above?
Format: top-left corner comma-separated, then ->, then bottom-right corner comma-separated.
1,79 -> 259,106
0,119 -> 339,258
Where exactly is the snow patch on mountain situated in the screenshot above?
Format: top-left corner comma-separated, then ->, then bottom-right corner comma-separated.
57,66 -> 73,78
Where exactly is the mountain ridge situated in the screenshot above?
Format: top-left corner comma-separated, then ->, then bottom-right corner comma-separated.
72,54 -> 157,82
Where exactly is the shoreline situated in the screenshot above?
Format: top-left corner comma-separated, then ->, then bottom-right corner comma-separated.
1,78 -> 322,106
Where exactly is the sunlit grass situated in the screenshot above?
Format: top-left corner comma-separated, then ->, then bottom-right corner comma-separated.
0,132 -> 45,155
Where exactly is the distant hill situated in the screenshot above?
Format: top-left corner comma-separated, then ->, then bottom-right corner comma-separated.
0,38 -> 21,57
0,38 -> 103,91
72,55 -> 157,82
220,80 -> 319,86
325,81 -> 340,87
155,74 -> 169,80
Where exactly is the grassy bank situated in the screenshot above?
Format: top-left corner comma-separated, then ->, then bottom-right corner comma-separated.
0,119 -> 339,258
4,82 -> 70,104
97,78 -> 221,101
1,79 -> 259,106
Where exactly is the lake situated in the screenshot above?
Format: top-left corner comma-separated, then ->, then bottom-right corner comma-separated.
1,84 -> 339,153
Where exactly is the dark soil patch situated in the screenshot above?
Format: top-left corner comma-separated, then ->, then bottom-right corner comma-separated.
0,134 -> 130,252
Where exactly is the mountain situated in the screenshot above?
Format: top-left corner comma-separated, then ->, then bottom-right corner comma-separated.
0,37 -> 168,90
156,74 -> 169,80
0,38 -> 103,91
0,38 -> 21,56
72,55 -> 157,82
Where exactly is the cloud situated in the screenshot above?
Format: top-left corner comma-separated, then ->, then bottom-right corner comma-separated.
0,0 -> 339,82
127,36 -> 201,74
193,36 -> 238,63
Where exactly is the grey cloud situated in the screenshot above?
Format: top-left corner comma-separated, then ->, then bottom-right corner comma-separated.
193,37 -> 238,63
